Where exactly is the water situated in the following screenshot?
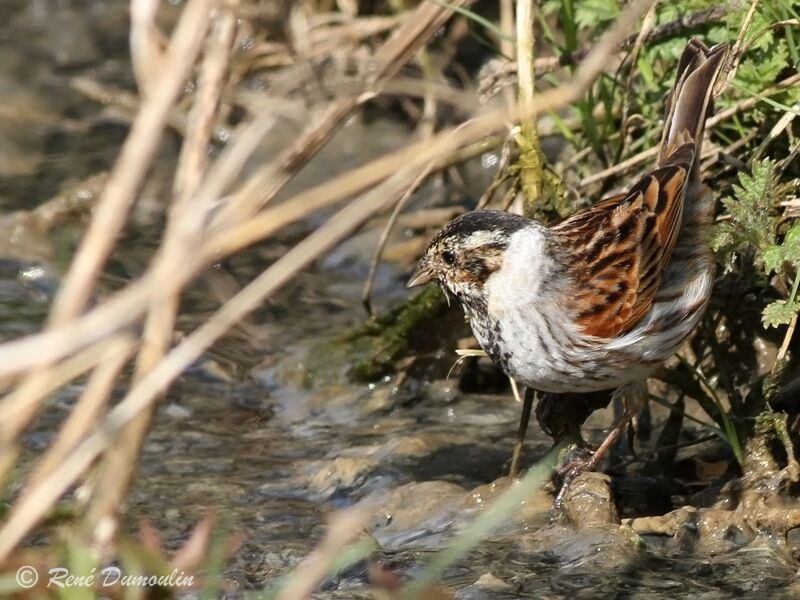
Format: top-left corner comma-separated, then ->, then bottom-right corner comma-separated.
1,1 -> 798,598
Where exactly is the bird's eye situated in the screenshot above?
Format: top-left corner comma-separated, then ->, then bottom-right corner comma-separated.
442,250 -> 456,265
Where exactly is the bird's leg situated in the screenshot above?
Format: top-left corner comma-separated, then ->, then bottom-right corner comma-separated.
536,389 -> 612,441
509,387 -> 535,478
553,382 -> 647,508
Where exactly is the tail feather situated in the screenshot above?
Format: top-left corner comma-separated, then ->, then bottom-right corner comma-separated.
657,39 -> 727,177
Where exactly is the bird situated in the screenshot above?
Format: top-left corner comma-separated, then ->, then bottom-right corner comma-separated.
407,39 -> 727,505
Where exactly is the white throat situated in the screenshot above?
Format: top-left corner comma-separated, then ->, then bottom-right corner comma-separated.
486,226 -> 552,305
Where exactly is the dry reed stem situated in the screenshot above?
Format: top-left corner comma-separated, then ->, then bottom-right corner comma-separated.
499,0 -> 513,59
83,1 -> 240,545
210,0 -> 477,228
0,0 -> 214,477
0,0 -> 656,560
174,4 -> 239,208
499,0 -> 515,109
516,0 -> 536,142
130,0 -> 164,96
28,338 -> 136,486
51,0 -> 213,325
362,164 -> 436,316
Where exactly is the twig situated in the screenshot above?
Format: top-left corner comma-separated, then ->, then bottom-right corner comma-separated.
515,0 -> 538,163
499,0 -> 515,107
210,0 -> 477,228
580,73 -> 800,188
616,5 -> 657,162
717,0 -> 761,95
362,164 -> 435,316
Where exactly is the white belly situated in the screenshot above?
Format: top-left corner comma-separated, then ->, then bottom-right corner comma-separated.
475,236 -> 714,394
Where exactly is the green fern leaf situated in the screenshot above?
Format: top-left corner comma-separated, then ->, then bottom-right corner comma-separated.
762,300 -> 799,328
713,159 -> 779,264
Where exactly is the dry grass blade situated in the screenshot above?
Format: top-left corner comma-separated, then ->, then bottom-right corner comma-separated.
51,0 -> 213,324
28,338 -> 135,486
362,164 -> 436,316
0,0 -> 215,485
82,0 -> 241,546
210,0 -> 477,228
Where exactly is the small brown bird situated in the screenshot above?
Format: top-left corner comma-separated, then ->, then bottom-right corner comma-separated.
407,39 -> 727,502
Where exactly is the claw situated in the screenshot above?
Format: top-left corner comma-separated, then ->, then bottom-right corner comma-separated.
552,447 -> 595,510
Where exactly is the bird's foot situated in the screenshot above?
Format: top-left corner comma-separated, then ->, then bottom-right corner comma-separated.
552,445 -> 596,511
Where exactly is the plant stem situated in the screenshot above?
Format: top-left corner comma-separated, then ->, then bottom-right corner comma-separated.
776,267 -> 800,362
516,0 -> 536,148
678,356 -> 744,465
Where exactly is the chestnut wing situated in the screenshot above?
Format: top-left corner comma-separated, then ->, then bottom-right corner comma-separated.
552,160 -> 690,339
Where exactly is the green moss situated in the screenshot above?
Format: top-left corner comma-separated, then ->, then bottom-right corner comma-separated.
348,285 -> 448,381
296,286 -> 449,386
516,135 -> 569,222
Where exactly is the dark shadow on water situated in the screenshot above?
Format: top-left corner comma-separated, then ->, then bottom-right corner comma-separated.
404,441 -> 545,486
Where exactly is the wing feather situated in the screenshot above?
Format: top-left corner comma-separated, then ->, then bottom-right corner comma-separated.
552,160 -> 690,339
545,40 -> 726,340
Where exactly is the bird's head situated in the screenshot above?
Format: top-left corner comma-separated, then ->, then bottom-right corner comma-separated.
407,210 -> 529,306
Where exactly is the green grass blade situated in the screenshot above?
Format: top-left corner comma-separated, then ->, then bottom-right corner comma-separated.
401,447 -> 560,599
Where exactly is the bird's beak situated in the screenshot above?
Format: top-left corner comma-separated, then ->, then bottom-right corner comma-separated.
406,260 -> 434,288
